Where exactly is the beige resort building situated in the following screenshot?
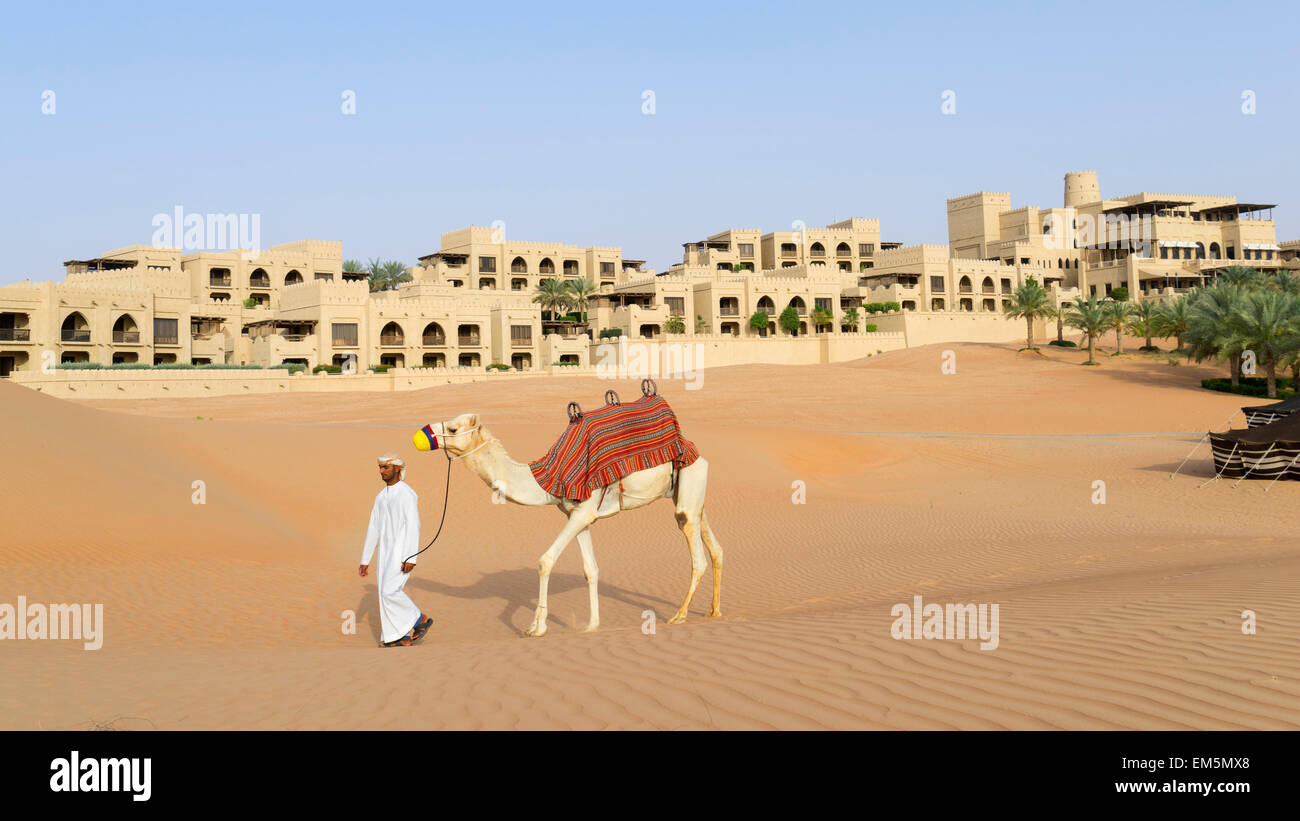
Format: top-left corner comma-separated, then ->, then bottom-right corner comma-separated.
1,171 -> 1293,378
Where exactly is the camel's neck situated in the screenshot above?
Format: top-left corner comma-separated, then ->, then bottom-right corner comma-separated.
460,431 -> 556,506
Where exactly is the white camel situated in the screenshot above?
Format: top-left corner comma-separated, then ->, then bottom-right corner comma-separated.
417,412 -> 722,637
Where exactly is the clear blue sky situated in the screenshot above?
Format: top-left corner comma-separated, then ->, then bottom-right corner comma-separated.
1,1 -> 1296,285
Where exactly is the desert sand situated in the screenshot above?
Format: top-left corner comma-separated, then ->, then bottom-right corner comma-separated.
2,340 -> 1298,730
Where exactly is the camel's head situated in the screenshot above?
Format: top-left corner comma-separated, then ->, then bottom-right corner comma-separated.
413,412 -> 483,457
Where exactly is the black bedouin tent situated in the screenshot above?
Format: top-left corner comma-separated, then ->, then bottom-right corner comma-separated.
1242,394 -> 1300,428
1210,411 -> 1300,479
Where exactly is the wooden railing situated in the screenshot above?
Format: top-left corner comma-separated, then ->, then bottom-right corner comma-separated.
0,328 -> 31,341
112,331 -> 140,343
61,329 -> 90,342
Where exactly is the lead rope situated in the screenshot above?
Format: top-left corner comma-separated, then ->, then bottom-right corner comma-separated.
403,448 -> 452,565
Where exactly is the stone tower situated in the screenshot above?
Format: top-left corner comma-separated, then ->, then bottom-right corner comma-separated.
1064,171 -> 1100,208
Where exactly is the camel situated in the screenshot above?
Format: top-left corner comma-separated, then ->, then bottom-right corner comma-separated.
416,412 -> 722,637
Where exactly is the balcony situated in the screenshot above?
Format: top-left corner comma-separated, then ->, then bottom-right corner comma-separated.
0,328 -> 31,342
458,335 -> 482,347
155,336 -> 179,346
719,307 -> 739,317
281,334 -> 309,342
380,335 -> 404,347
112,331 -> 141,344
249,277 -> 271,289
209,276 -> 232,288
422,334 -> 446,347
61,329 -> 91,343
511,338 -> 533,347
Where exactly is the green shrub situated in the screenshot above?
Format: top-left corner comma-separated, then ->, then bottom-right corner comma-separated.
55,361 -> 103,369
883,302 -> 901,312
1201,377 -> 1296,399
270,362 -> 306,374
313,364 -> 342,374
1048,339 -> 1078,347
1138,345 -> 1161,352
598,328 -> 623,339
243,297 -> 258,308
106,362 -> 151,369
486,363 -> 510,372
153,362 -> 197,369
369,365 -> 391,373
864,323 -> 878,332
862,302 -> 885,314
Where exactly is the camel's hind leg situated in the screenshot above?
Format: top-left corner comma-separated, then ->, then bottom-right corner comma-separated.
701,509 -> 722,618
668,509 -> 707,625
576,528 -> 600,632
668,461 -> 710,626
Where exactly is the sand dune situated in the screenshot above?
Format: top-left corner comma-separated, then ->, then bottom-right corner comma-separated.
2,341 -> 1297,729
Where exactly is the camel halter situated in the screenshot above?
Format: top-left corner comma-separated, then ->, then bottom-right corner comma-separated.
401,423 -> 493,564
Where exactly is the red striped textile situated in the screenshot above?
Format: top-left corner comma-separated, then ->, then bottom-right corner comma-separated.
529,395 -> 699,501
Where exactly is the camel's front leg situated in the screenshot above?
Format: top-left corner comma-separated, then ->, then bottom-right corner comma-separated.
525,509 -> 594,637
576,528 -> 599,632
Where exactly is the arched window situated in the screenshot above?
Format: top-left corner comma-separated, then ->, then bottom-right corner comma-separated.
380,322 -> 404,346
422,322 -> 445,346
1209,243 -> 1221,260
1196,242 -> 1206,260
981,276 -> 994,293
836,242 -> 851,257
757,295 -> 775,313
250,268 -> 271,288
809,242 -> 825,257
284,270 -> 303,286
959,276 -> 972,293
788,296 -> 806,314
539,258 -> 555,275
61,312 -> 90,342
510,257 -> 527,274
112,314 -> 139,344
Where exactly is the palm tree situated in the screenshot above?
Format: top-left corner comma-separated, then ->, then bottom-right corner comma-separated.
343,259 -> 365,274
1269,269 -> 1300,297
695,314 -> 709,334
1232,290 -> 1296,398
532,278 -> 570,321
1003,277 -> 1054,350
380,260 -> 410,290
366,256 -> 386,292
1126,299 -> 1159,350
1065,294 -> 1109,365
1214,265 -> 1263,290
1152,294 -> 1192,352
1186,282 -> 1249,386
565,278 -> 598,324
1051,303 -> 1065,343
1105,297 -> 1134,354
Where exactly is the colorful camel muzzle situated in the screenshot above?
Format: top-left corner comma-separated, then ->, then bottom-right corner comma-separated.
413,423 -> 442,452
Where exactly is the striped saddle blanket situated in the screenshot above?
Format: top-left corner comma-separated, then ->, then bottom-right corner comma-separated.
529,395 -> 699,501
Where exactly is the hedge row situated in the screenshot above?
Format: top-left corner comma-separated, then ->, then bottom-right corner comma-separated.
1201,377 -> 1297,399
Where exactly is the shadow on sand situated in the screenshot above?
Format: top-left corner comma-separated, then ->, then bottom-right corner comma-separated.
355,568 -> 676,639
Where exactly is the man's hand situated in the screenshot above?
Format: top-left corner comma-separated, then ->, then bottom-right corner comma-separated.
358,564 -> 369,577
401,562 -> 415,574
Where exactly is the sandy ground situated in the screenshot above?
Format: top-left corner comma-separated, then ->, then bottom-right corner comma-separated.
2,340 -> 1297,730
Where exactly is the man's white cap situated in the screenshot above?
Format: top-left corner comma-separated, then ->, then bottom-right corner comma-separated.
378,452 -> 406,480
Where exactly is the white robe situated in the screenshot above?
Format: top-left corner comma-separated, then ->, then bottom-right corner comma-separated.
360,480 -> 422,643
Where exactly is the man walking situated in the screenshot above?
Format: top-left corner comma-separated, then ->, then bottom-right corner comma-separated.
359,453 -> 433,647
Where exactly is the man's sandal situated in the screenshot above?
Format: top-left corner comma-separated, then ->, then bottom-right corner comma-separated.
411,616 -> 434,644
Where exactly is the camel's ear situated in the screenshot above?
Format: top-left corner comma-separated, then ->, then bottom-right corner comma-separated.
466,412 -> 480,430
